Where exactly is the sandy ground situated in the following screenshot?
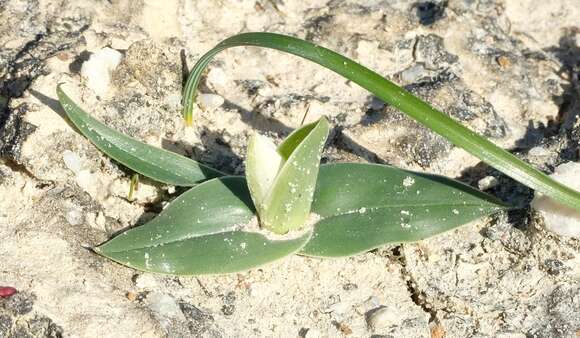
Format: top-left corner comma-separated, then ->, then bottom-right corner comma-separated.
0,0 -> 579,337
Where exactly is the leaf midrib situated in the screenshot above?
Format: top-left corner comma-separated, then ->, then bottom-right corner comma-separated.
100,228 -> 312,255
318,201 -> 503,219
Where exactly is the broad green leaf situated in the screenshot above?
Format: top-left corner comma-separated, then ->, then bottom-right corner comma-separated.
301,163 -> 508,257
57,85 -> 224,186
246,132 -> 283,213
182,32 -> 580,213
96,177 -> 311,275
259,118 -> 330,234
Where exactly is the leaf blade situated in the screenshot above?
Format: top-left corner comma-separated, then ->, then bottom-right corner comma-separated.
260,117 -> 330,233
99,231 -> 310,275
57,85 -> 224,186
301,163 -> 507,257
98,176 -> 255,253
246,132 -> 283,214
96,176 -> 311,275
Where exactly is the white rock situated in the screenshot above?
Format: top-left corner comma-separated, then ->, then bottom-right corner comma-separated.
80,47 -> 123,97
478,176 -> 498,190
364,296 -> 381,310
367,307 -> 399,330
65,208 -> 83,226
147,293 -> 185,328
163,92 -> 181,109
95,212 -> 106,229
207,67 -> 227,87
304,328 -> 321,338
531,162 -> 580,237
62,150 -> 83,174
134,274 -> 158,290
528,146 -> 551,157
198,93 -> 224,111
324,302 -> 350,315
76,169 -> 96,192
496,333 -> 526,338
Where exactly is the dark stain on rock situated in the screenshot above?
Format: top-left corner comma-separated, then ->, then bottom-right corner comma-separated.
179,302 -> 221,337
0,103 -> 37,161
413,1 -> 447,26
0,291 -> 64,337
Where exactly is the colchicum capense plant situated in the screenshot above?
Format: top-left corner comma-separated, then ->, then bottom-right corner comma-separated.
56,32 -> 580,275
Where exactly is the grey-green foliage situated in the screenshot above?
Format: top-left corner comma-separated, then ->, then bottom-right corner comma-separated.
56,31 -> 512,275
247,118 -> 330,234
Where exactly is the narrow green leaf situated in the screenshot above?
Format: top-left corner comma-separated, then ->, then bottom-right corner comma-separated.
260,118 -> 330,234
301,163 -> 508,257
96,177 -> 311,275
182,32 -> 580,213
127,173 -> 139,201
57,85 -> 224,186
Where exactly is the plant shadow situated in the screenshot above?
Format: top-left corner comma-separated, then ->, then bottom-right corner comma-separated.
29,89 -> 80,133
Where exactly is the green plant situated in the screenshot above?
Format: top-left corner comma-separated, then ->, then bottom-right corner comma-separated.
55,32 -> 577,275
182,33 -> 580,212
58,86 -> 504,275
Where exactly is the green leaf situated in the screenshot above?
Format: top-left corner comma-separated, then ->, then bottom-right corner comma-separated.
96,164 -> 506,274
182,32 -> 580,213
301,163 -> 508,257
96,176 -> 311,275
247,118 -> 329,234
246,132 -> 283,212
57,85 -> 224,186
277,120 -> 318,160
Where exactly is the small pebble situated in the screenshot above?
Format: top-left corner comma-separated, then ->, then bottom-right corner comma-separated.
0,286 -> 16,298
367,307 -> 398,330
528,146 -> 551,157
62,150 -> 83,174
147,293 -> 185,322
95,212 -> 106,229
207,67 -> 227,87
496,55 -> 512,68
400,64 -> 428,83
66,208 -> 84,226
324,302 -> 350,315
430,323 -> 446,338
335,322 -> 352,335
365,296 -> 380,309
76,170 -> 95,190
134,274 -> 158,290
126,291 -> 138,301
477,176 -> 498,190
544,259 -> 566,276
303,328 -> 321,338
342,283 -> 358,291
531,162 -> 580,237
80,47 -> 123,96
198,93 -> 225,111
